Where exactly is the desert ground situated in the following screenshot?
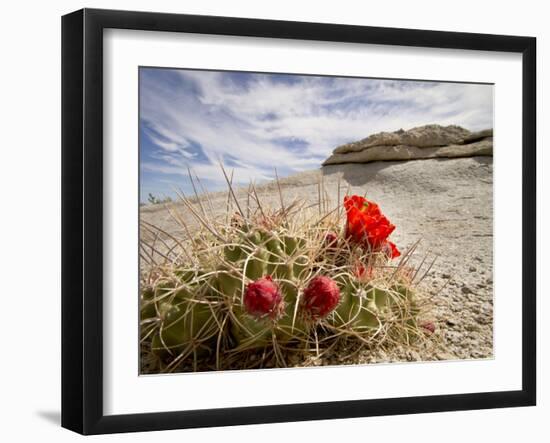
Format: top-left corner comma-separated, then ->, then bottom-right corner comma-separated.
141,155 -> 493,364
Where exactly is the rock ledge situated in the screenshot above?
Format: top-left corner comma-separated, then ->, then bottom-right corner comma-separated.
323,124 -> 493,165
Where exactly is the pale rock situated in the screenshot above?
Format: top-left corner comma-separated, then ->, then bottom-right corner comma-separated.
323,124 -> 493,165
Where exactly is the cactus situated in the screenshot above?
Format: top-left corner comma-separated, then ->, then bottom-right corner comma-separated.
231,275 -> 308,348
141,279 -> 220,358
140,180 -> 432,373
215,267 -> 242,298
151,300 -> 218,357
140,286 -> 157,321
229,306 -> 308,350
230,305 -> 274,349
393,283 -> 421,328
330,277 -> 420,331
331,282 -> 379,330
275,298 -> 309,342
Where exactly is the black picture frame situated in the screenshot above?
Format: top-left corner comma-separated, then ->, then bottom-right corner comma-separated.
61,8 -> 537,435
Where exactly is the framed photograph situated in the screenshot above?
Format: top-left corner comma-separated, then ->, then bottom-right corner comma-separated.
61,8 -> 536,435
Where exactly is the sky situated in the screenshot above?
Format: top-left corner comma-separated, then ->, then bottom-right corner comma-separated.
139,68 -> 493,202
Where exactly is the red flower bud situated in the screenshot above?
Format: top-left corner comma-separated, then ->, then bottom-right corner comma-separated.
421,321 -> 436,334
302,276 -> 340,320
244,276 -> 283,319
324,231 -> 339,249
343,195 -> 400,258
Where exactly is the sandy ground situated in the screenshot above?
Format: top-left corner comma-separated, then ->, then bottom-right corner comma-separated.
141,156 -> 493,364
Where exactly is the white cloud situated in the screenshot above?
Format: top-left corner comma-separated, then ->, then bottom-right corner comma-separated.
140,69 -> 493,196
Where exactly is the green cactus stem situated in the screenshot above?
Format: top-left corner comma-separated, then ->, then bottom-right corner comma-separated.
331,286 -> 379,329
230,305 -> 274,349
148,284 -> 220,357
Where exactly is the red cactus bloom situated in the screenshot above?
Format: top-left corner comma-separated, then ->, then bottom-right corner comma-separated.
302,276 -> 341,320
384,241 -> 401,259
343,195 -> 400,258
244,276 -> 283,319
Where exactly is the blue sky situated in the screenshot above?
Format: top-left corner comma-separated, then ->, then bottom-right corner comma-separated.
139,68 -> 493,202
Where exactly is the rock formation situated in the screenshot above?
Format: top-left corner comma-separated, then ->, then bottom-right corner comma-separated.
323,124 -> 493,165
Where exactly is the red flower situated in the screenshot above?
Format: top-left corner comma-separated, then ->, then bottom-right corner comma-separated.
343,195 -> 400,258
384,241 -> 401,259
244,276 -> 283,319
302,276 -> 340,320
